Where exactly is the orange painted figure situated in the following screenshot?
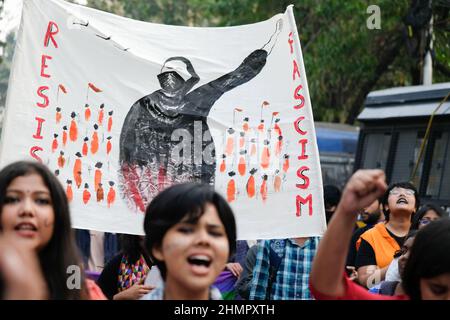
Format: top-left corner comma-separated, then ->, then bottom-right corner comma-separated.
274,170 -> 282,192
274,118 -> 282,137
84,104 -> 91,121
82,183 -> 91,204
98,103 -> 105,126
107,181 -> 116,208
239,132 -> 245,149
56,107 -> 62,124
242,117 -> 249,132
57,150 -> 66,168
62,126 -> 68,147
257,120 -> 265,133
219,154 -> 226,173
96,183 -> 104,202
246,168 -> 257,198
73,152 -> 82,188
69,112 -> 78,142
250,138 -> 257,156
282,154 -> 290,173
51,134 -> 58,153
91,124 -> 99,154
238,150 -> 247,176
107,110 -> 113,132
260,174 -> 268,202
94,162 -> 103,192
225,128 -> 235,156
261,140 -> 270,169
226,171 -> 236,203
275,135 -> 283,156
106,136 -> 112,155
82,137 -> 89,156
66,180 -> 73,202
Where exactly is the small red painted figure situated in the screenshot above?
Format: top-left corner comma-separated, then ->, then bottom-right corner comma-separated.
51,133 -> 58,153
246,168 -> 257,198
238,150 -> 247,176
225,128 -> 235,157
260,174 -> 268,202
84,103 -> 91,121
274,118 -> 282,137
107,181 -> 116,208
239,131 -> 245,149
257,119 -> 265,133
282,154 -> 290,173
73,152 -> 82,188
227,171 -> 236,203
55,107 -> 62,124
107,110 -> 113,132
219,154 -> 226,173
91,124 -> 99,154
62,125 -> 68,147
83,183 -> 91,204
98,103 -> 105,126
261,139 -> 270,169
106,136 -> 112,155
94,162 -> 103,192
274,169 -> 282,192
69,112 -> 78,142
82,137 -> 89,156
275,135 -> 283,156
242,117 -> 249,132
96,182 -> 104,202
66,179 -> 73,202
57,150 -> 65,168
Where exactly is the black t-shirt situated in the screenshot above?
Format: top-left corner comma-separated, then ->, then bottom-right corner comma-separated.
346,224 -> 373,267
355,228 -> 405,269
96,253 -> 123,300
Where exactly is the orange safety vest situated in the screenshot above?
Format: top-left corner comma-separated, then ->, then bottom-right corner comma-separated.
356,223 -> 400,269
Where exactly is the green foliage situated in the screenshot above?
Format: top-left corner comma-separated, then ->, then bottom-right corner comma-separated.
0,0 -> 446,124
0,32 -> 15,109
86,0 -> 448,123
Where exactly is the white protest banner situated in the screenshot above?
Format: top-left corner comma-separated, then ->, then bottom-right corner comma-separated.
0,0 -> 326,239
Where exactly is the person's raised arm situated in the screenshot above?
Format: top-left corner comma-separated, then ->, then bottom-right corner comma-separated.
186,19 -> 283,112
310,170 -> 387,297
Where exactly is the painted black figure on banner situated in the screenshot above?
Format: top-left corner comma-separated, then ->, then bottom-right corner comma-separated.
120,20 -> 282,212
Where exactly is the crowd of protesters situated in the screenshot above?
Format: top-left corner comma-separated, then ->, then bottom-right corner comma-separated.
0,160 -> 449,300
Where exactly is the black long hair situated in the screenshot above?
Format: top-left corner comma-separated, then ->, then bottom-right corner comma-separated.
402,218 -> 450,300
143,182 -> 236,279
410,203 -> 446,230
119,234 -> 151,266
0,161 -> 86,299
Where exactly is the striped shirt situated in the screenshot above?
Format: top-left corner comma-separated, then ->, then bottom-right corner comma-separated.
249,237 -> 320,300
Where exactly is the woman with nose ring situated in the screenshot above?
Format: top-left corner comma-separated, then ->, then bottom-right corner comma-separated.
354,182 -> 419,288
141,183 -> 236,300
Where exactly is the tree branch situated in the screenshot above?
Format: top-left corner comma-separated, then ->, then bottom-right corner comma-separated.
434,59 -> 450,78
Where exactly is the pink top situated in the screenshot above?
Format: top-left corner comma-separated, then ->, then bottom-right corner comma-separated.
309,274 -> 409,300
86,279 -> 107,300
